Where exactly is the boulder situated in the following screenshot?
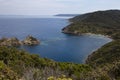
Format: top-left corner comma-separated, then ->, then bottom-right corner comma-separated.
22,35 -> 40,45
0,37 -> 21,47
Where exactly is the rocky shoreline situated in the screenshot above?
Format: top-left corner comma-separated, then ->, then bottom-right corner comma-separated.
62,27 -> 81,35
62,27 -> 112,39
0,35 -> 40,47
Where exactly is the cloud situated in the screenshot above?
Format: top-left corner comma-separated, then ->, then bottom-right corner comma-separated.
0,0 -> 66,15
0,0 -> 120,15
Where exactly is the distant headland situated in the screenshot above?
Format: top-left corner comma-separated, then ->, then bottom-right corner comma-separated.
55,14 -> 80,17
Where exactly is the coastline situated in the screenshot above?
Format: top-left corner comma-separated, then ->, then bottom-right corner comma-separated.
81,33 -> 113,63
62,18 -> 114,63
83,33 -> 111,39
62,28 -> 113,63
70,32 -> 113,63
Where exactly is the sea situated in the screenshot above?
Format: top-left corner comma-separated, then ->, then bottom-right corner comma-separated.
0,15 -> 112,63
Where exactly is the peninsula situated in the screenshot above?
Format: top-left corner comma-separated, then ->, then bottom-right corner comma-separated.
55,14 -> 79,17
62,10 -> 120,39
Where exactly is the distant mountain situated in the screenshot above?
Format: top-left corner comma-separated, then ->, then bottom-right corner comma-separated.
55,14 -> 80,17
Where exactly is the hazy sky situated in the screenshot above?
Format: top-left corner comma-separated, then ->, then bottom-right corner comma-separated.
0,0 -> 120,15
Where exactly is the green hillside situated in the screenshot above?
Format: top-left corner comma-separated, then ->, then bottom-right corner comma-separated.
0,46 -> 91,80
62,10 -> 120,40
62,10 -> 120,80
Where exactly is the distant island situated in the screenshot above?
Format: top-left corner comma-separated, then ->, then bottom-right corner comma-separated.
55,14 -> 80,17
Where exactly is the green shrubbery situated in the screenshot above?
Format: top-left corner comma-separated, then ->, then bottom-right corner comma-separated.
64,10 -> 120,40
0,47 -> 92,80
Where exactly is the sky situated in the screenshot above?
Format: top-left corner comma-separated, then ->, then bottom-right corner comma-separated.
0,0 -> 120,15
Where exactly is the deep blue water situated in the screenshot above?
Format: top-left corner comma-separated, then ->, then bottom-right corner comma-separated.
0,16 -> 111,63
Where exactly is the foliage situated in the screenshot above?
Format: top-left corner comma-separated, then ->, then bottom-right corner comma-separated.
47,75 -> 72,80
86,40 -> 120,67
0,46 -> 92,80
63,10 -> 120,40
0,61 -> 19,80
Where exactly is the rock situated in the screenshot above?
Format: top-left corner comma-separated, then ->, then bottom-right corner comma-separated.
0,36 -> 40,47
22,35 -> 40,45
0,37 -> 21,47
62,27 -> 81,35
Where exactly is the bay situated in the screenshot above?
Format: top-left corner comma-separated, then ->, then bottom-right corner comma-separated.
0,16 -> 111,63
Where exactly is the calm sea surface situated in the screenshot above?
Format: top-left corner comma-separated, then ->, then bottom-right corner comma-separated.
0,16 -> 112,63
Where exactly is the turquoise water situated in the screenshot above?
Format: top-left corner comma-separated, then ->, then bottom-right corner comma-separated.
0,16 -> 111,63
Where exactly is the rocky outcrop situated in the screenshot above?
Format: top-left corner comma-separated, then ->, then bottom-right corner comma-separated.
0,35 -> 40,47
0,37 -> 21,47
22,35 -> 40,45
62,27 -> 81,35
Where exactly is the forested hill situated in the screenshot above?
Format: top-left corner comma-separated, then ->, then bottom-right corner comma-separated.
70,10 -> 120,23
62,10 -> 120,40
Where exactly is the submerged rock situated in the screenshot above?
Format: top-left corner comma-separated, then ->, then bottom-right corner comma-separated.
22,35 -> 40,45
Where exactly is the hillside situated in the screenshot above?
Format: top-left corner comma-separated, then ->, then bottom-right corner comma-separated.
62,10 -> 120,80
86,40 -> 120,80
0,46 -> 92,80
62,10 -> 120,40
1,45 -> 120,80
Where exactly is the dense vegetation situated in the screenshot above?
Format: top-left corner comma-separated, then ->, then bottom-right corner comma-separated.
0,46 -> 92,80
62,10 -> 120,40
1,46 -> 118,80
1,43 -> 119,80
86,40 -> 120,80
